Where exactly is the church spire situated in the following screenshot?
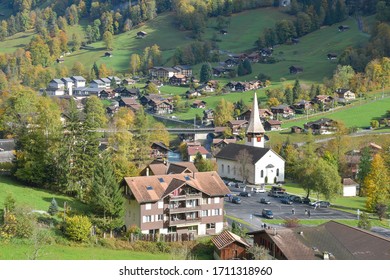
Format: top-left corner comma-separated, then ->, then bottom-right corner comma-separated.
245,92 -> 265,148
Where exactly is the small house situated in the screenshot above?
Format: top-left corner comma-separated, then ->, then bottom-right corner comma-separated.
90,79 -> 106,89
185,90 -> 202,99
136,31 -> 147,38
122,78 -> 136,85
304,118 -> 335,134
336,88 -> 356,103
270,105 -> 295,118
342,178 -> 358,197
169,74 -> 188,86
212,230 -> 251,260
192,100 -> 206,109
187,145 -> 209,162
291,126 -> 303,134
225,58 -> 239,67
264,120 -> 282,131
228,120 -> 248,135
338,25 -> 350,32
173,65 -> 193,77
289,65 -> 303,74
71,76 -> 86,88
260,48 -> 273,57
203,109 -> 214,124
151,142 -> 171,159
104,52 -> 112,57
327,53 -> 338,60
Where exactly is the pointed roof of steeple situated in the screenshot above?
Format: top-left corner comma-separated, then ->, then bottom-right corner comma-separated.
246,92 -> 265,134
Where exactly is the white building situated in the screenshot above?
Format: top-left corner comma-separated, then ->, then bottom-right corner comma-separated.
216,92 -> 285,185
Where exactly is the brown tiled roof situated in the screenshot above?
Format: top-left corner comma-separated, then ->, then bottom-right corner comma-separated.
188,146 -> 209,156
167,162 -> 198,174
248,229 -> 316,260
124,171 -> 230,203
342,178 -> 358,186
148,163 -> 168,175
266,120 -> 282,125
228,120 -> 248,126
212,230 -> 251,250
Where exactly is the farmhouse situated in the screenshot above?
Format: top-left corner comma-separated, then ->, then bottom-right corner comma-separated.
174,65 -> 193,77
46,79 -> 65,96
150,142 -> 171,159
239,109 -> 273,121
304,118 -> 336,134
216,92 -> 285,185
149,99 -> 174,115
270,105 -> 295,118
212,230 -> 251,260
169,74 -> 188,86
313,95 -> 334,105
122,171 -> 230,235
249,221 -> 390,260
122,78 -> 136,85
149,67 -> 179,79
185,90 -> 202,99
187,146 -> 209,162
336,88 -> 356,103
228,120 -> 248,135
192,100 -> 206,109
71,76 -> 86,88
291,126 -> 303,134
203,109 -> 214,124
212,138 -> 237,150
264,120 -> 282,131
293,100 -> 314,111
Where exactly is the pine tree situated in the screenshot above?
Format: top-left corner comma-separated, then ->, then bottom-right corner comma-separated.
284,87 -> 293,105
90,153 -> 123,220
357,147 -> 371,195
48,198 -> 59,216
292,79 -> 301,101
200,63 -> 212,83
243,59 -> 252,75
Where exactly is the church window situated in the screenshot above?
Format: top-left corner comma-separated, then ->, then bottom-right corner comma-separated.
261,170 -> 264,178
222,164 -> 224,173
227,165 -> 230,174
276,168 -> 279,176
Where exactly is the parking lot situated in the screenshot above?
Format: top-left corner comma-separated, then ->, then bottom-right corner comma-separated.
224,184 -> 357,230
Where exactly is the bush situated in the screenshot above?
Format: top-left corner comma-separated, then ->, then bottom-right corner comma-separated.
283,218 -> 300,228
65,215 -> 92,242
48,198 -> 59,216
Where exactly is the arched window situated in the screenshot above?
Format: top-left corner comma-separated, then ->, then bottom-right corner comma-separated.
227,165 -> 230,174
261,170 -> 264,178
233,166 -> 236,176
222,164 -> 224,173
276,168 -> 279,176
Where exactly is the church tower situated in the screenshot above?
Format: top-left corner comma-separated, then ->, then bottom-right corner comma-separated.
245,92 -> 265,148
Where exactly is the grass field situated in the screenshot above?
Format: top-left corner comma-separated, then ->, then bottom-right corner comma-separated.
0,242 -> 171,260
0,176 -> 91,214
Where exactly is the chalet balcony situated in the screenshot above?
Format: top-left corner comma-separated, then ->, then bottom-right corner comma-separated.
169,217 -> 201,226
169,193 -> 202,201
168,205 -> 201,214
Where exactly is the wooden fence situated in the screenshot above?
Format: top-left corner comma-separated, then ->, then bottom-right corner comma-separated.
129,232 -> 195,242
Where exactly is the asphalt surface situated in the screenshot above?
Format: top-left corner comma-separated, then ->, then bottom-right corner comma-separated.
224,185 -> 357,231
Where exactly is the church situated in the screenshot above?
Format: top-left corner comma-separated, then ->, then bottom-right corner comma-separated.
215,92 -> 285,185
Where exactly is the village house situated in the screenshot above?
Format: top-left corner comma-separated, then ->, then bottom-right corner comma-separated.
304,118 -> 336,134
150,142 -> 171,159
289,65 -> 304,74
249,221 -> 390,260
139,94 -> 163,106
122,78 -> 136,85
114,87 -> 140,97
291,126 -> 303,134
342,178 -> 358,197
224,58 -> 239,67
192,100 -> 206,109
312,95 -> 334,107
197,82 -> 216,93
169,74 -> 188,86
108,76 -> 121,86
71,76 -> 86,88
260,48 -> 273,57
212,138 -> 237,150
99,89 -> 116,99
203,109 -> 214,125
327,53 -> 338,60
46,79 -> 65,96
122,171 -> 230,235
149,67 -> 179,79
264,120 -> 282,131
293,100 -> 314,112
136,31 -> 147,38
212,230 -> 251,260
239,109 -> 273,121
216,92 -> 285,185
228,120 -> 248,135
185,89 -> 202,99
270,104 -> 295,118
212,66 -> 228,77
61,77 -> 74,96
149,99 -> 174,115
90,79 -> 106,89
187,146 -> 209,162
173,65 -> 193,77
100,77 -> 112,89
336,88 -> 356,103
247,52 -> 260,63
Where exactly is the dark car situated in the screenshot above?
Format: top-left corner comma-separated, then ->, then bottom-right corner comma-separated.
281,197 -> 293,205
260,198 -> 271,204
302,197 -> 311,204
239,192 -> 251,197
291,196 -> 303,203
262,209 -> 274,219
231,196 -> 241,204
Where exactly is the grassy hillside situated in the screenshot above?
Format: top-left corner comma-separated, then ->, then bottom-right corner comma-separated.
0,176 -> 91,214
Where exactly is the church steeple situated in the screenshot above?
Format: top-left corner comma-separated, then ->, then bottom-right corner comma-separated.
245,92 -> 265,148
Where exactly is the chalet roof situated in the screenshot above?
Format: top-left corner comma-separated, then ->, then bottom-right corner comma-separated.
151,66 -> 178,73
167,162 -> 198,174
342,178 -> 358,186
246,92 -> 265,134
100,78 -> 111,83
336,88 -> 351,94
51,79 -> 64,84
61,77 -> 73,83
137,31 -> 147,35
248,228 -> 316,260
108,76 -> 121,81
171,74 -> 187,79
174,65 -> 192,70
92,79 -> 105,85
151,142 -> 171,152
187,146 -> 209,156
271,104 -> 292,110
120,97 -> 139,105
213,138 -> 237,145
71,76 -> 86,81
305,118 -> 333,126
266,120 -> 282,125
212,230 -> 251,250
216,143 -> 277,164
228,120 -> 248,126
123,171 -> 230,203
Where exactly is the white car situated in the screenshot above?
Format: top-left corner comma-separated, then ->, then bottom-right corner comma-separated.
254,188 -> 266,193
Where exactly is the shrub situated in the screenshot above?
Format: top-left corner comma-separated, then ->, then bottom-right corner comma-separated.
65,215 -> 92,242
283,217 -> 300,228
48,198 -> 59,216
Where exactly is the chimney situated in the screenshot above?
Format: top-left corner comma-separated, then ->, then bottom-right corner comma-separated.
323,251 -> 330,260
146,168 -> 150,177
273,228 -> 277,236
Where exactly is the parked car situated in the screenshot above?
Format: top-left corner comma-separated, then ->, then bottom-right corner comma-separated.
302,197 -> 311,204
231,196 -> 241,204
254,187 -> 266,193
290,196 -> 303,203
260,198 -> 271,204
269,190 -> 286,197
281,197 -> 293,205
239,191 -> 251,197
262,209 -> 274,219
310,201 -> 330,208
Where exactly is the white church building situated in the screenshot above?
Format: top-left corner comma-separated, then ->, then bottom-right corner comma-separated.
216,92 -> 285,185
